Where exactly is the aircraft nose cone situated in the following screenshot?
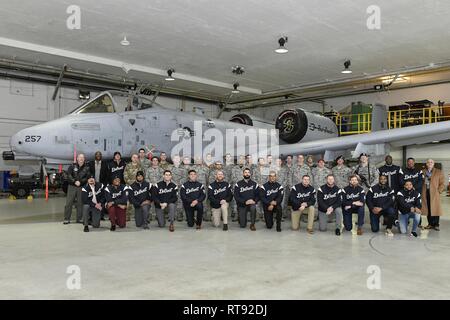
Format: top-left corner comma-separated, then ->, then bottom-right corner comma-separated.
10,132 -> 24,152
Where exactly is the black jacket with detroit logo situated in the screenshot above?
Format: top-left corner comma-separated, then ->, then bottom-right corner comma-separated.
341,185 -> 365,208
152,181 -> 178,208
234,179 -> 259,207
259,181 -> 284,208
402,167 -> 424,191
208,181 -> 233,209
366,184 -> 395,211
317,184 -> 342,212
180,180 -> 206,204
129,181 -> 152,208
397,188 -> 422,214
289,183 -> 316,210
81,182 -> 105,207
104,184 -> 129,206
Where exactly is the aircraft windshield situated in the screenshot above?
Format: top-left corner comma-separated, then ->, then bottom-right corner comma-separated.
73,94 -> 115,114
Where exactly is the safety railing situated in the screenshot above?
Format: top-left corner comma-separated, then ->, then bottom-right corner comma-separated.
333,105 -> 450,136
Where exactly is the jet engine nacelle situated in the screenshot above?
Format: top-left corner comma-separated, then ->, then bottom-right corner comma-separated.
229,113 -> 274,129
275,108 -> 338,144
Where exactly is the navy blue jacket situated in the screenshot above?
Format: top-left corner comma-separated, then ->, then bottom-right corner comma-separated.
180,180 -> 206,204
81,182 -> 105,207
366,184 -> 395,211
317,184 -> 342,212
208,181 -> 233,209
378,165 -> 404,192
341,185 -> 365,208
234,179 -> 259,207
289,183 -> 316,210
104,184 -> 129,206
403,167 -> 424,191
397,188 -> 422,214
152,181 -> 178,208
259,181 -> 284,208
129,181 -> 152,208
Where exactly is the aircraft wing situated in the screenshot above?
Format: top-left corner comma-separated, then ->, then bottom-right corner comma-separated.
278,121 -> 450,157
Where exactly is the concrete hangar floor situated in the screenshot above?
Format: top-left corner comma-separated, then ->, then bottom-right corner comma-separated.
0,195 -> 449,300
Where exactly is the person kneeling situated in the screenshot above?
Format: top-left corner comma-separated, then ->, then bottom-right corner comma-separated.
289,175 -> 316,234
129,171 -> 152,229
234,168 -> 259,231
208,170 -> 233,231
180,170 -> 206,230
260,171 -> 284,232
342,175 -> 366,235
366,175 -> 396,236
317,175 -> 343,236
397,180 -> 422,237
104,175 -> 129,231
81,174 -> 105,232
152,170 -> 178,232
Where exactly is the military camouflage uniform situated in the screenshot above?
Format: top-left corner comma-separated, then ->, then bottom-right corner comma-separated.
277,166 -> 292,219
159,160 -> 171,171
145,165 -> 164,221
124,162 -> 142,221
352,163 -> 379,191
292,164 -> 312,186
139,157 -> 151,171
312,167 -> 332,190
230,164 -> 245,221
332,165 -> 352,189
170,164 -> 188,221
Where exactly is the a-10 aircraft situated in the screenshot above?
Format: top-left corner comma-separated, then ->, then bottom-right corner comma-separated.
3,91 -> 450,165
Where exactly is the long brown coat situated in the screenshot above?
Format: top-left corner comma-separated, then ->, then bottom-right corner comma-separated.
421,168 -> 446,216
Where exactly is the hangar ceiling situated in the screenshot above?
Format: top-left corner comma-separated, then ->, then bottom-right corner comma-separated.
1,0 -> 450,103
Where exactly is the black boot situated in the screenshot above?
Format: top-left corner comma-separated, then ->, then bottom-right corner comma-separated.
223,224 -> 228,231
83,226 -> 89,232
110,225 -> 116,231
276,224 -> 281,232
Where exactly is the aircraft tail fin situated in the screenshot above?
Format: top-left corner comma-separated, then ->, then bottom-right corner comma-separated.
371,103 -> 388,132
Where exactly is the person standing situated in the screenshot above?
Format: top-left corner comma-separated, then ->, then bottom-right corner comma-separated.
259,171 -> 284,232
64,153 -> 90,224
366,175 -> 396,236
398,180 -> 422,237
342,175 -> 366,235
275,158 -> 290,220
170,155 -> 187,222
312,159 -> 332,190
124,153 -> 142,221
332,155 -> 352,189
138,148 -> 151,171
208,170 -> 233,231
422,159 -> 446,231
146,157 -> 164,221
129,171 -> 152,229
289,175 -> 316,234
107,151 -> 126,184
234,168 -> 259,231
377,155 -> 404,193
230,155 -> 246,221
159,152 -> 171,170
292,154 -> 312,185
180,170 -> 206,229
152,170 -> 178,232
104,175 -> 129,231
81,174 -> 105,232
89,151 -> 108,186
403,157 -> 424,192
353,153 -> 379,191
317,175 -> 343,235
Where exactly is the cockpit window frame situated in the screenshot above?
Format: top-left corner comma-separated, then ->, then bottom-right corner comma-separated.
70,92 -> 117,114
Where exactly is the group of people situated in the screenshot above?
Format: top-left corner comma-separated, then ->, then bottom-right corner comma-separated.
63,149 -> 446,236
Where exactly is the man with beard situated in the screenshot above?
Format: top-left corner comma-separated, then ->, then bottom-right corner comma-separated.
234,168 -> 259,231
259,171 -> 284,232
366,175 -> 396,236
129,171 -> 152,229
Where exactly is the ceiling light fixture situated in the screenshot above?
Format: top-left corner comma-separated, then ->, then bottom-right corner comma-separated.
341,60 -> 352,74
232,65 -> 245,75
120,36 -> 130,46
165,68 -> 175,81
275,36 -> 288,54
232,82 -> 240,94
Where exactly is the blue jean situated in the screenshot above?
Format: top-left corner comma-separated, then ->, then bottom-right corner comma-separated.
399,212 -> 420,234
343,206 -> 365,231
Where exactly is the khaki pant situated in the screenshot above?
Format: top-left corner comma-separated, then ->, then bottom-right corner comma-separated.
211,202 -> 228,227
291,206 -> 315,230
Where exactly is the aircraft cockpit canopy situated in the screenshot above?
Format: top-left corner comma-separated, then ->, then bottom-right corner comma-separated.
71,93 -> 116,114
